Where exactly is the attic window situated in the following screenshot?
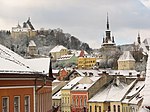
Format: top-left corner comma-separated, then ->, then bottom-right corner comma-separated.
84,87 -> 86,89
76,87 -> 78,89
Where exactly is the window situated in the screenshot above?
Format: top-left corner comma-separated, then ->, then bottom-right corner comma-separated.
108,106 -> 111,111
76,99 -> 78,106
84,99 -> 86,106
24,96 -> 30,112
2,97 -> 9,112
14,96 -> 20,112
113,105 -> 116,112
80,98 -> 82,106
118,105 -> 120,112
90,106 -> 92,112
68,97 -> 69,104
95,106 -> 97,112
99,106 -> 101,112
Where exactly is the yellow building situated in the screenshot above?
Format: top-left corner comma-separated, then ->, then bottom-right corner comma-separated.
88,78 -> 144,112
118,51 -> 135,70
50,45 -> 68,61
78,56 -> 96,69
61,77 -> 83,112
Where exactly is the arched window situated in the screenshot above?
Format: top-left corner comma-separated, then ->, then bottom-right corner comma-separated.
76,98 -> 78,106
95,105 -> 97,112
80,98 -> 82,106
99,106 -> 101,112
84,98 -> 86,106
68,97 -> 69,104
113,105 -> 116,112
90,106 -> 92,112
118,105 -> 120,112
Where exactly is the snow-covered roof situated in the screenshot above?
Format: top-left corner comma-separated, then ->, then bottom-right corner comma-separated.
102,69 -> 139,77
52,90 -> 61,99
89,79 -> 136,102
25,58 -> 50,74
62,77 -> 83,90
50,45 -> 67,52
118,51 -> 135,61
75,69 -> 100,77
122,80 -> 144,104
0,44 -> 34,73
70,49 -> 88,57
72,77 -> 100,91
57,54 -> 74,61
28,40 -> 36,47
143,38 -> 150,47
0,44 -> 50,74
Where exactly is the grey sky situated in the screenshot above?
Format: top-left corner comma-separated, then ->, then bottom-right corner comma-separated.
0,0 -> 150,48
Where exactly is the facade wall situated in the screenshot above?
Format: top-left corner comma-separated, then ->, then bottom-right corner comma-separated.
28,46 -> 37,56
0,78 -> 52,112
71,91 -> 88,112
61,89 -> 71,112
51,49 -> 68,61
78,57 -> 96,69
118,61 -> 135,70
11,30 -> 37,38
110,102 -> 122,112
0,87 -> 34,112
88,102 -> 104,112
36,87 -> 52,112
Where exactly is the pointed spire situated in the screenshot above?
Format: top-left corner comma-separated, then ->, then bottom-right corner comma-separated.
107,13 -> 109,30
49,53 -> 54,79
138,32 -> 141,44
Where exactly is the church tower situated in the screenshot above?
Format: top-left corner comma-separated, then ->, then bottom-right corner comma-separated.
101,13 -> 116,48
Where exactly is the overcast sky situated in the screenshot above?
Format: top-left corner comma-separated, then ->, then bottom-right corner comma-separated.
0,0 -> 150,48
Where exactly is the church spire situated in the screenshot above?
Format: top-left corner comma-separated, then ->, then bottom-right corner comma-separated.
107,13 -> 109,30
137,32 -> 141,44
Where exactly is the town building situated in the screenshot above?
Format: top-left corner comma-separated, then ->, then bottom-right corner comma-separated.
118,51 -> 136,70
65,69 -> 100,81
0,44 -> 54,112
61,77 -> 83,112
50,45 -> 68,61
11,18 -> 37,38
88,76 -> 144,112
70,73 -> 112,112
78,56 -> 96,69
27,40 -> 38,57
52,80 -> 67,112
56,54 -> 77,68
